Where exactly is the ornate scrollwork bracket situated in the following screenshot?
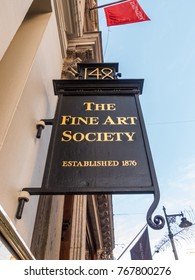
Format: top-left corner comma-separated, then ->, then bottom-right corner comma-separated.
147,193 -> 165,230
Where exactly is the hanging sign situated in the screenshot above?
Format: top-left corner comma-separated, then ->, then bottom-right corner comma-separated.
38,78 -> 158,195
18,63 -> 165,229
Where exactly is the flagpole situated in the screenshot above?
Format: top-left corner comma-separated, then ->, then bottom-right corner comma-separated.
90,0 -> 128,11
117,224 -> 147,260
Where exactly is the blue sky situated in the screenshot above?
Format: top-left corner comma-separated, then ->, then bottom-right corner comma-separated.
97,0 -> 195,260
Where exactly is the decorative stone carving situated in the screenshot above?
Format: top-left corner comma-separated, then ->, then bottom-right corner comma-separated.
61,57 -> 82,80
96,194 -> 114,260
67,47 -> 94,62
61,30 -> 103,80
97,248 -> 113,260
61,47 -> 95,80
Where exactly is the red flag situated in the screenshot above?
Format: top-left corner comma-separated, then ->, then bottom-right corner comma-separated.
104,0 -> 150,26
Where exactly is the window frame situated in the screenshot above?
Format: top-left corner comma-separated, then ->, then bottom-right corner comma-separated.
0,206 -> 35,260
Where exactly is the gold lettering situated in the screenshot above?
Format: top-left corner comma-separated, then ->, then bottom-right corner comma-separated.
83,102 -> 116,111
60,115 -> 71,125
116,117 -> 129,125
72,132 -> 85,142
83,102 -> 95,111
88,117 -> 99,125
85,132 -> 96,142
127,117 -> 137,125
107,103 -> 116,110
88,68 -> 101,79
62,160 -> 138,168
61,131 -> 136,142
101,68 -> 114,80
95,103 -> 107,111
102,116 -> 115,125
103,116 -> 138,125
61,130 -> 72,142
60,115 -> 99,125
115,132 -> 123,141
124,132 -> 136,141
71,117 -> 88,125
96,132 -> 102,142
103,132 -> 114,141
62,160 -> 121,167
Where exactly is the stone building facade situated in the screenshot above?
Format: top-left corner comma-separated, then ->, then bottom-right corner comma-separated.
0,0 -> 114,260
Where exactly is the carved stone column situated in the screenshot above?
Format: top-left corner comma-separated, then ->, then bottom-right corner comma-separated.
97,194 -> 114,260
69,195 -> 87,260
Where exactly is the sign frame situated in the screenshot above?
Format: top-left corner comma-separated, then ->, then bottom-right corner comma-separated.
20,79 -> 165,229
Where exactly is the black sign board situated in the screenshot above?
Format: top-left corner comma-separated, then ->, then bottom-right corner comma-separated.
39,79 -> 158,195
19,72 -> 164,229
